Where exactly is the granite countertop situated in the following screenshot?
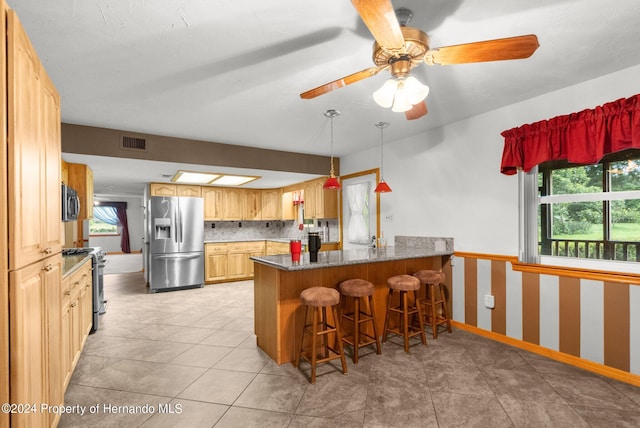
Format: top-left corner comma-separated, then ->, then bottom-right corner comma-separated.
62,254 -> 92,277
250,246 -> 453,271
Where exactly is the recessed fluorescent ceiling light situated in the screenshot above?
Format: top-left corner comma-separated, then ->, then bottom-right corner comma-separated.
171,171 -> 221,184
213,175 -> 259,186
170,170 -> 260,186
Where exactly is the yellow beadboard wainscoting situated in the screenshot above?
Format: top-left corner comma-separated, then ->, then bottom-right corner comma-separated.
451,252 -> 640,386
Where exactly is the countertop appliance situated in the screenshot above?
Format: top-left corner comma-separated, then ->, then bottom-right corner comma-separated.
148,196 -> 204,292
61,183 -> 80,222
308,232 -> 321,262
62,246 -> 107,332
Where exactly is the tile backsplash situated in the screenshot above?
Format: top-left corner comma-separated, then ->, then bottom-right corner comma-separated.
204,219 -> 339,243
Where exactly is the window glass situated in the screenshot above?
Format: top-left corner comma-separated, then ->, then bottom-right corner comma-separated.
550,201 -> 603,240
89,218 -> 118,235
550,164 -> 601,195
610,160 -> 640,191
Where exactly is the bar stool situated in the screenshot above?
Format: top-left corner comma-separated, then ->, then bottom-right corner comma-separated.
414,270 -> 452,339
339,279 -> 381,363
383,274 -> 426,353
294,286 -> 347,383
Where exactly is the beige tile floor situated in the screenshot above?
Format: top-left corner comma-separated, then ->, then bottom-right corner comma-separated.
59,272 -> 640,427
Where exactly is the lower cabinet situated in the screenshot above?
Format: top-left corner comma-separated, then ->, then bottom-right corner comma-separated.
205,241 -> 265,283
61,258 -> 93,390
9,254 -> 63,428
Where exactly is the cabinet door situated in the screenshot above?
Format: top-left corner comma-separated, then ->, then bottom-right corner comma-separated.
177,185 -> 201,197
223,188 -> 244,220
203,187 -> 224,220
150,183 -> 177,196
80,269 -> 93,338
61,290 -> 72,388
44,256 -> 63,427
244,189 -> 262,221
318,181 -> 338,218
262,189 -> 282,220
205,252 -> 227,282
7,9 -> 45,270
246,250 -> 264,277
281,191 -> 297,221
41,71 -> 62,253
227,252 -> 247,279
9,259 -> 50,427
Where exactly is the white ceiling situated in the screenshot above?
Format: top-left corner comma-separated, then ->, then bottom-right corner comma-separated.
11,0 -> 640,195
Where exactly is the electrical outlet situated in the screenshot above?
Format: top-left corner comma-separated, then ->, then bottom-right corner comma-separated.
385,215 -> 393,221
484,294 -> 495,309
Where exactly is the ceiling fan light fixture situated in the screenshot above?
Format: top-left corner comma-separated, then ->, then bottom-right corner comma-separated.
391,82 -> 413,112
373,78 -> 397,108
404,75 -> 429,104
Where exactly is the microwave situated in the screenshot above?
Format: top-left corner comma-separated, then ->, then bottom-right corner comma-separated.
62,184 -> 80,222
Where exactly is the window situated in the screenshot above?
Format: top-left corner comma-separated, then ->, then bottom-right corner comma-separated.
89,206 -> 120,235
524,149 -> 640,267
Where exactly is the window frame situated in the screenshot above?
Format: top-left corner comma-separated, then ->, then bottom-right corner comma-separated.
519,150 -> 640,274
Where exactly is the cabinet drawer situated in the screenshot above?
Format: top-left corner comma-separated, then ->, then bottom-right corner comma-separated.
206,243 -> 227,253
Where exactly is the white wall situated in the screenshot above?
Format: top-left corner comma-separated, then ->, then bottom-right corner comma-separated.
89,195 -> 144,253
341,64 -> 640,255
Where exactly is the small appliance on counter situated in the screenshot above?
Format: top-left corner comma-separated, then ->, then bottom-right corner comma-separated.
308,232 -> 321,262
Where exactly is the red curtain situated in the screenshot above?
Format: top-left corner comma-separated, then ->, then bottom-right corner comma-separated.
500,93 -> 640,175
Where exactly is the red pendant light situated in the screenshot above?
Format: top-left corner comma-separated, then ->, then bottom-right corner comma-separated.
374,121 -> 392,193
323,109 -> 341,190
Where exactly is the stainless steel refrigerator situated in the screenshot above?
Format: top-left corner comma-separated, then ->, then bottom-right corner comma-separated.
148,196 -> 204,292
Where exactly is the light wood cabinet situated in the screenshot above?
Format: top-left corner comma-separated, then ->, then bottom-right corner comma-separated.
68,162 -> 94,220
150,183 -> 176,196
281,191 -> 299,221
176,185 -> 201,197
9,255 -> 62,428
61,258 -> 92,390
303,178 -> 338,219
266,240 -> 290,255
205,241 -> 265,283
223,188 -> 244,220
261,189 -> 282,220
205,243 -> 227,283
7,8 -> 62,271
244,189 -> 262,221
203,187 -> 224,220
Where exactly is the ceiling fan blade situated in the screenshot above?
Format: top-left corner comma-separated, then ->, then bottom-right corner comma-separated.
300,66 -> 385,99
405,101 -> 428,120
424,34 -> 539,65
352,0 -> 405,51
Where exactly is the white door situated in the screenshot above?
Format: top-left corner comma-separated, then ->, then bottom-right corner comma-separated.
341,172 -> 379,250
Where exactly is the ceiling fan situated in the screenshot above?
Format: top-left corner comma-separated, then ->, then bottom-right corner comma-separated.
300,0 -> 540,120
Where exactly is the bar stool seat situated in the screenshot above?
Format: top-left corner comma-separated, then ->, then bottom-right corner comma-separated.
295,286 -> 347,383
414,270 -> 452,339
383,274 -> 427,353
339,279 -> 381,363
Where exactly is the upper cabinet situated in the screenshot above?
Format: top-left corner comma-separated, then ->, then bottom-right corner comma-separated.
262,189 -> 282,220
7,8 -> 62,270
67,163 -> 93,220
223,188 -> 244,220
176,185 -> 201,197
149,183 -> 176,196
303,178 -> 338,219
203,186 -> 224,220
243,189 -> 262,221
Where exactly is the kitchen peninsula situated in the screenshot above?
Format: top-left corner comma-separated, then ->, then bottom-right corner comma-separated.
251,236 -> 453,364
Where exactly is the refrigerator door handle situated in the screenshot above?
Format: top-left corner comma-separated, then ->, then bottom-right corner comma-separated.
153,254 -> 201,260
174,206 -> 180,244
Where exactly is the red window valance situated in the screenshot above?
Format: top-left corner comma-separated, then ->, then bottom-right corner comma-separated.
500,93 -> 640,175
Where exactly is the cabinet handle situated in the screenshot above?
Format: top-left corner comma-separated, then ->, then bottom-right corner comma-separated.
72,281 -> 79,288
43,264 -> 53,272
70,303 -> 76,308
64,291 -> 71,296
42,247 -> 53,254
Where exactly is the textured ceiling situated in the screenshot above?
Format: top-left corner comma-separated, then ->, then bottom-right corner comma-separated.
11,0 -> 640,195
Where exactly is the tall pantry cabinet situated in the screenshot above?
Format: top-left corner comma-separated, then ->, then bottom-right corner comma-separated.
2,1 -> 64,427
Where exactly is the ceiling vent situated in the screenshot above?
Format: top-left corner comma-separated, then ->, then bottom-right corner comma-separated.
120,135 -> 146,151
